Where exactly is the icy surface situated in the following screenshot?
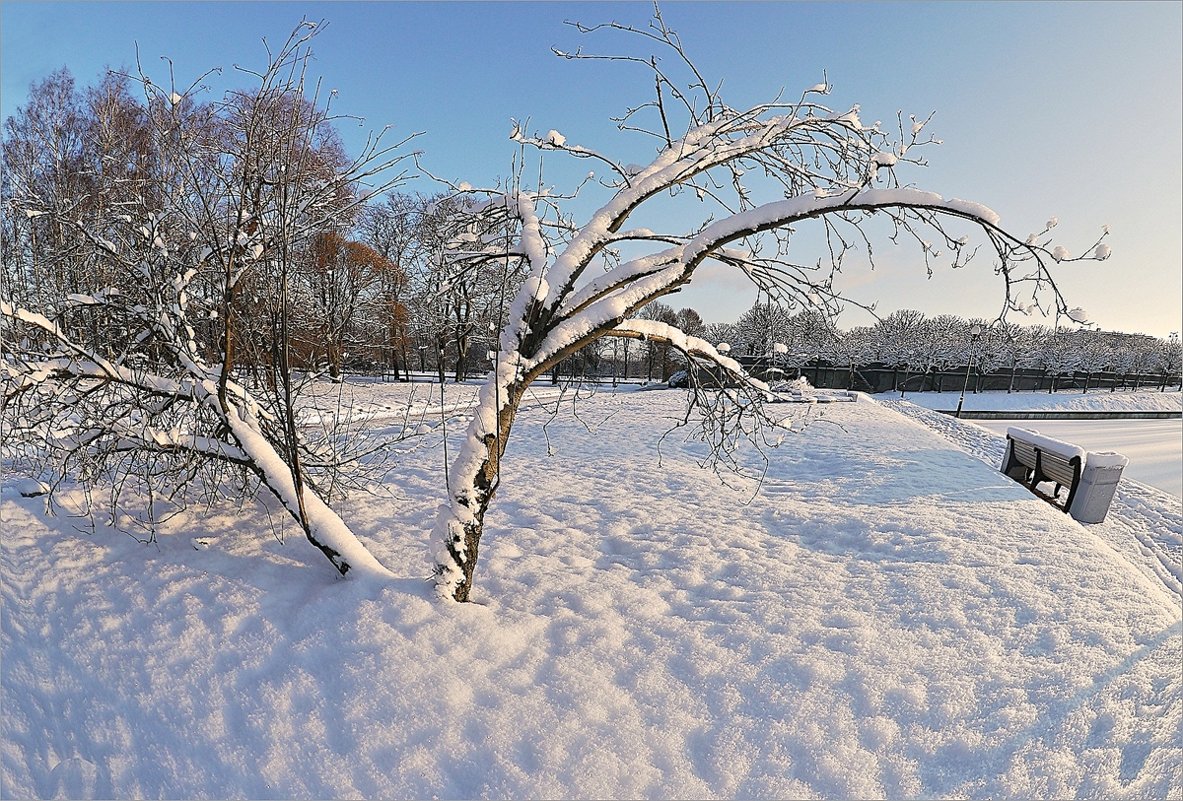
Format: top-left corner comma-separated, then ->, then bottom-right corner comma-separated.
2,385 -> 1180,799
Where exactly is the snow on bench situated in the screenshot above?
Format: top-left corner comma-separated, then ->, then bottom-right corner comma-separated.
1001,427 -> 1084,512
1000,427 -> 1128,521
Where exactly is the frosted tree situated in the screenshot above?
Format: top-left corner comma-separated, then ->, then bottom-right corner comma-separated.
702,321 -> 740,352
735,300 -> 796,358
427,9 -> 1107,601
917,314 -> 970,392
2,22 -> 413,577
1156,335 -> 1182,391
871,309 -> 927,393
829,325 -> 876,389
1028,325 -> 1081,392
1066,327 -> 1110,393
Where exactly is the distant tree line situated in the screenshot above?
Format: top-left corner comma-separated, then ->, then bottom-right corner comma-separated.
8,66 -> 1174,397
0,65 -> 525,385
662,304 -> 1181,393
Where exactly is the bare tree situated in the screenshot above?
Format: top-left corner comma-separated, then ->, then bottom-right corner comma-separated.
297,231 -> 396,380
2,22 -> 413,578
426,9 -> 1108,601
357,194 -> 421,378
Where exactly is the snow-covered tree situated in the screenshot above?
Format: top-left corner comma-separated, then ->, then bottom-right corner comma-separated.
425,11 -> 1106,601
829,325 -> 876,389
2,22 -> 412,577
1156,334 -> 1182,391
734,300 -> 795,358
870,309 -> 927,392
1067,327 -> 1110,392
1028,325 -> 1079,392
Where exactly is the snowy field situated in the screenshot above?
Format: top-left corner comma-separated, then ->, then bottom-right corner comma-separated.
2,384 -> 1181,799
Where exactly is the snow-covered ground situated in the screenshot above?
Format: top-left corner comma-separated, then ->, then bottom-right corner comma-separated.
3,385 -> 1180,799
888,388 -> 1182,413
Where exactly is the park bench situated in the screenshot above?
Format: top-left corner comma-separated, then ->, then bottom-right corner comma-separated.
1001,428 -> 1084,512
1000,427 -> 1128,523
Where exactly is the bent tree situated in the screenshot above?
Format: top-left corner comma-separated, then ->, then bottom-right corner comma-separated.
428,13 -> 1109,601
1,12 -> 1108,599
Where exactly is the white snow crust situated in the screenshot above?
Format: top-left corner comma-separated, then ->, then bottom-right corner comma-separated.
2,384 -> 1179,799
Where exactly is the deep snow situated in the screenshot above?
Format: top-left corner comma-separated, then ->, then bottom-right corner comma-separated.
2,385 -> 1180,799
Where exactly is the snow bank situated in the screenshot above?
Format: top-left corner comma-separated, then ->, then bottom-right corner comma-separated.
3,388 -> 1179,799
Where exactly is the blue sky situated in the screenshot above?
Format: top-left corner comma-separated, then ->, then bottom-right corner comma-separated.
2,2 -> 1180,337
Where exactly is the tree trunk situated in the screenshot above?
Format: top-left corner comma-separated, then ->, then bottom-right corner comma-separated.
328,342 -> 343,382
453,325 -> 469,382
435,335 -> 447,385
432,378 -> 527,602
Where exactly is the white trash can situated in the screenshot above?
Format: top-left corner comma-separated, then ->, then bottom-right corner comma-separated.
1069,451 -> 1128,524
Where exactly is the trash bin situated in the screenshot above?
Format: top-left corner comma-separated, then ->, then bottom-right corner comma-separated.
1069,451 -> 1128,524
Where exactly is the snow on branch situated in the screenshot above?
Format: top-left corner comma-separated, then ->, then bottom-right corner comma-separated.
427,4 -> 1110,602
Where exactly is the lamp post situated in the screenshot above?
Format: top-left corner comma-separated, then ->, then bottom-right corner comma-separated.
1170,332 -> 1181,391
955,324 -> 984,418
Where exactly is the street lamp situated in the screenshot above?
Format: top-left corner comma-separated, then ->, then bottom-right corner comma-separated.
955,324 -> 984,418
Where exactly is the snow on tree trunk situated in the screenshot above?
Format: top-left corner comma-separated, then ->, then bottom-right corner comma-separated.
431,363 -> 529,601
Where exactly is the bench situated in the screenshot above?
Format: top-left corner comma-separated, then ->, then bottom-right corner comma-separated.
1000,427 -> 1085,513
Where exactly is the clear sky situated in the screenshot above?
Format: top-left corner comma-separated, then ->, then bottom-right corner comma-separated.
2,1 -> 1180,338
